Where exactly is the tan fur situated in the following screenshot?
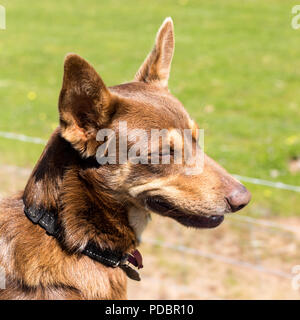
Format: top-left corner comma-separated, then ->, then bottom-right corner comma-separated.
128,207 -> 151,244
135,17 -> 174,88
0,18 -> 250,300
0,196 -> 127,300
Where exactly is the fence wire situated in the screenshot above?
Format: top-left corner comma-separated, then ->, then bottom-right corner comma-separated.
0,131 -> 299,283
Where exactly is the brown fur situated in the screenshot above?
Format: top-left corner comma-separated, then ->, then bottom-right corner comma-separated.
0,18 -> 250,300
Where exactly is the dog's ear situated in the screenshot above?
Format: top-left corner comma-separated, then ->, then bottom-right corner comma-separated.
135,17 -> 174,89
59,53 -> 115,156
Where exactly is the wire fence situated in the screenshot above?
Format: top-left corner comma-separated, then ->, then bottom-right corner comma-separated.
143,239 -> 294,280
0,130 -> 299,283
1,130 -> 299,192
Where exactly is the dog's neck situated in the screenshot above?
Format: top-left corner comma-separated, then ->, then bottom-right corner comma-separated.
23,128 -> 137,254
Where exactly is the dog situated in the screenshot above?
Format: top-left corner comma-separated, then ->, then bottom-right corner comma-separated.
0,17 -> 251,300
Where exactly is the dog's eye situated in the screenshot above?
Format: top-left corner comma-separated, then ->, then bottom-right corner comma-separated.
157,148 -> 174,157
148,148 -> 174,158
160,148 -> 174,157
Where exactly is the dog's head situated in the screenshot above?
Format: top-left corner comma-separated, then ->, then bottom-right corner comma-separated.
58,18 -> 251,232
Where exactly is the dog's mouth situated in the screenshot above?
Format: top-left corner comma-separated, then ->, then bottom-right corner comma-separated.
145,196 -> 224,229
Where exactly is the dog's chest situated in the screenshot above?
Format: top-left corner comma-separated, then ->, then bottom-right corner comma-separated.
127,207 -> 151,243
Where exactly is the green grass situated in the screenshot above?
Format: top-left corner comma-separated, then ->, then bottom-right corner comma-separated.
0,0 -> 299,217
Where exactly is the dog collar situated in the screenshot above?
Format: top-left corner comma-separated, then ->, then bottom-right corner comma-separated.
24,206 -> 143,281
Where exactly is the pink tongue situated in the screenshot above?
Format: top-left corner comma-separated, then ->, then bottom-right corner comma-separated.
128,249 -> 143,269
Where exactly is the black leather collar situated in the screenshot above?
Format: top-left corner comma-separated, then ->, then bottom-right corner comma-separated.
24,206 -> 60,237
24,206 -> 140,280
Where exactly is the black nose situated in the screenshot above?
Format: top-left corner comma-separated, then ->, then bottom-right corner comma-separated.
226,185 -> 251,212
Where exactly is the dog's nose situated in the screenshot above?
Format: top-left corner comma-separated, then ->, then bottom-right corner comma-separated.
226,184 -> 251,212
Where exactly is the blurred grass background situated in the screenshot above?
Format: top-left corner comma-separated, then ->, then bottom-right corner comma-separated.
0,0 -> 299,218
0,0 -> 300,300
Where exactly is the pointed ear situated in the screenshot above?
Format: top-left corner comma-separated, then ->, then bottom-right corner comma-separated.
59,53 -> 115,156
135,17 -> 175,89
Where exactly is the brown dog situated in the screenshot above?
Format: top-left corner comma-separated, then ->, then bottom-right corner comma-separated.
0,18 -> 250,300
